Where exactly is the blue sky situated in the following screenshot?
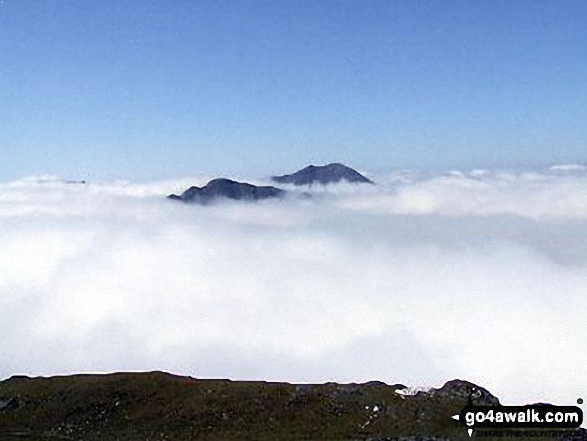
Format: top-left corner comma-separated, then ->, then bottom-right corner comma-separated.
1,0 -> 586,181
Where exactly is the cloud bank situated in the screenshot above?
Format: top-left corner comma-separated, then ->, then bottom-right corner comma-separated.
1,167 -> 586,417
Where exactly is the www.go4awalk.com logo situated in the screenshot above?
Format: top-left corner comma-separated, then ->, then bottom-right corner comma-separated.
452,404 -> 583,437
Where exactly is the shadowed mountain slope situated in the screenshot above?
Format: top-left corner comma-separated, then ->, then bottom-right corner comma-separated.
168,178 -> 285,204
272,163 -> 374,185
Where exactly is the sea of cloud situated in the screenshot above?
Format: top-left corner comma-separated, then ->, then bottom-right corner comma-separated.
1,166 -> 586,416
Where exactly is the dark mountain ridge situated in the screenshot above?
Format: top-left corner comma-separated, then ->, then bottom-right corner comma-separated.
168,178 -> 285,204
1,371 -> 580,441
272,163 -> 374,185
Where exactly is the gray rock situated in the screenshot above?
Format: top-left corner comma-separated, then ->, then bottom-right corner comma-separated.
0,397 -> 21,412
429,379 -> 500,406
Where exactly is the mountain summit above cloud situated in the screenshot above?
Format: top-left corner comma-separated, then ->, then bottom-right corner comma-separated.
272,163 -> 373,185
168,178 -> 284,204
167,163 -> 372,204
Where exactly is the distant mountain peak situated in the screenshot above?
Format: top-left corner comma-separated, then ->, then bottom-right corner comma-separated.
272,163 -> 373,185
168,178 -> 284,204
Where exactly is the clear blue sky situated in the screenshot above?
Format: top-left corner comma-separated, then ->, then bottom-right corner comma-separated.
1,0 -> 586,181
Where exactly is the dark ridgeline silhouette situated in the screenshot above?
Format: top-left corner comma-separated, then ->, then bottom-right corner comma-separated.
168,178 -> 284,204
0,371 -> 529,441
272,163 -> 374,185
168,163 -> 373,204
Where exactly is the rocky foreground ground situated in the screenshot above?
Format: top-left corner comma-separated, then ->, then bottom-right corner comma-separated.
0,371 -> 584,441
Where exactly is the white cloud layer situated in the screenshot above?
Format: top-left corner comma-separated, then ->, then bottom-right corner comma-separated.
1,166 -> 586,418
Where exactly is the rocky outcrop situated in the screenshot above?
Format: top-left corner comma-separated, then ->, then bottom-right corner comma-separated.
428,379 -> 500,406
